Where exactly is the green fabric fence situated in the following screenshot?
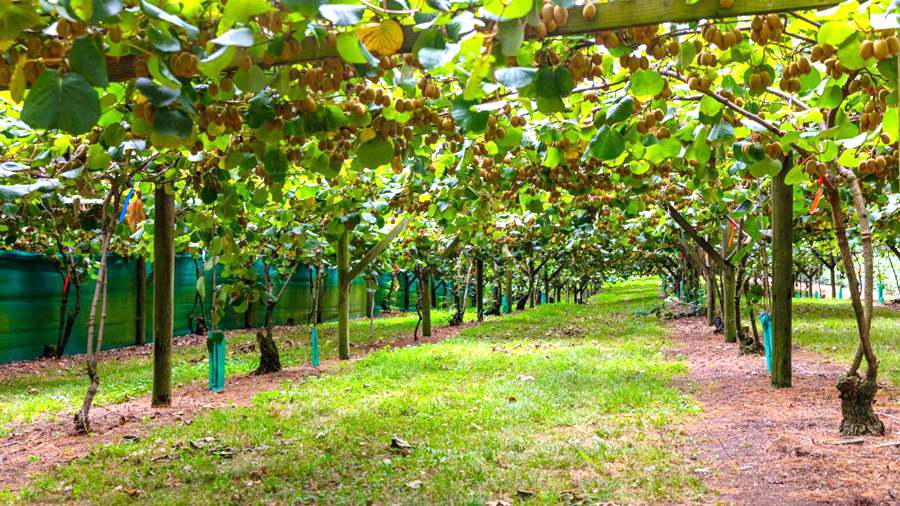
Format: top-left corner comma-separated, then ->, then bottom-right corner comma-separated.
0,250 -> 389,364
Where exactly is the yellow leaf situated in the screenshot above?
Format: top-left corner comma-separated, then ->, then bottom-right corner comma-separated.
418,192 -> 431,203
9,58 -> 26,104
359,126 -> 376,143
357,19 -> 403,56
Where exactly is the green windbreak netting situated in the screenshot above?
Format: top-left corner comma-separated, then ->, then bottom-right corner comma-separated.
0,251 -> 140,362
0,250 -> 389,364
385,274 -> 457,311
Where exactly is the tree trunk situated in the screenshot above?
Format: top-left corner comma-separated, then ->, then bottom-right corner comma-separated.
135,256 -> 146,345
706,269 -> 716,326
421,271 -> 432,337
722,266 -> 737,343
152,184 -> 175,407
254,301 -> 282,374
504,266 -> 512,314
337,228 -> 350,360
823,172 -> 883,436
476,258 -> 484,321
770,167 -> 793,388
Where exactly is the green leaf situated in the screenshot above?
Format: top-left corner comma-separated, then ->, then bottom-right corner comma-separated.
451,98 -> 489,133
21,69 -> 100,135
630,70 -> 664,97
141,0 -> 199,39
483,0 -> 532,20
817,21 -> 855,46
883,106 -> 898,142
86,143 -> 111,170
234,65 -> 267,94
135,77 -> 180,107
588,125 -> 625,160
199,46 -> 236,78
319,4 -> 365,25
0,0 -> 39,50
497,19 -> 525,57
816,85 -> 843,108
356,137 -> 394,168
534,66 -> 573,99
605,96 -> 634,124
219,0 -> 271,33
414,30 -> 459,70
707,122 -> 734,142
699,95 -> 722,117
494,67 -> 536,89
783,164 -> 804,185
337,33 -> 379,65
211,27 -> 255,47
69,36 -> 108,87
64,0 -> 122,22
152,108 -> 192,138
148,25 -> 182,52
836,35 -> 867,71
542,146 -> 561,168
748,157 -> 782,178
284,0 -> 320,16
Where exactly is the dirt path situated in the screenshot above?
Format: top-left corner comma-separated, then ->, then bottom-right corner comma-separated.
671,317 -> 900,506
0,320 -> 473,491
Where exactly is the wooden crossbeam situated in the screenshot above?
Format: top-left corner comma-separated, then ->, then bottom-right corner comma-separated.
62,0 -> 840,87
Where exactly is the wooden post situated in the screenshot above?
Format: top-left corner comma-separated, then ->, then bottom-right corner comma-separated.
135,256 -> 146,345
504,266 -> 513,314
476,258 -> 484,322
152,184 -> 175,407
771,167 -> 793,388
421,271 -> 432,337
337,228 -> 350,360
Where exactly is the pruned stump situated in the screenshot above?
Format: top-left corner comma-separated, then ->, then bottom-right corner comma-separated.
837,373 -> 885,437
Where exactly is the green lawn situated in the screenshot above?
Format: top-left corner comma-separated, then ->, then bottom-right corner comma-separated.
0,309 -> 468,436
793,297 -> 900,385
14,278 -> 704,505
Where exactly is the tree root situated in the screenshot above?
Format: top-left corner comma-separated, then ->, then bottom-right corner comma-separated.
837,373 -> 885,437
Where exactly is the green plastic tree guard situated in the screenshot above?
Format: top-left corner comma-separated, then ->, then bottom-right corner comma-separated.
207,330 -> 225,392
311,327 -> 319,368
760,312 -> 773,372
878,283 -> 884,304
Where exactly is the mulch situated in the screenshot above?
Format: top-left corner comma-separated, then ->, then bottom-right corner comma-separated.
0,319 -> 476,491
671,317 -> 900,506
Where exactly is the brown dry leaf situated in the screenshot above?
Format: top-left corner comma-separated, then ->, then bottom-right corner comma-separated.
125,193 -> 146,232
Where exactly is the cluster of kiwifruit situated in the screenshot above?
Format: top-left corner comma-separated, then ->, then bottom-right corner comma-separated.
749,14 -> 783,45
357,86 -> 392,108
802,158 -> 828,177
261,36 -> 304,66
847,73 -> 878,94
635,108 -> 666,136
256,10 -> 285,34
582,1 -> 598,21
809,43 -> 835,62
526,0 -> 569,38
747,69 -> 773,93
416,77 -> 442,99
777,58 -> 810,92
645,39 -> 673,60
619,53 -> 650,73
566,52 -> 603,81
701,24 -> 743,50
856,152 -> 897,178
687,73 -> 713,91
169,51 -> 199,78
859,34 -> 900,61
484,116 -> 506,142
291,59 -> 353,94
627,25 -> 659,46
207,76 -> 233,97
510,115 -> 527,127
594,31 -> 621,49
859,94 -> 888,132
393,96 -> 425,113
696,51 -> 718,67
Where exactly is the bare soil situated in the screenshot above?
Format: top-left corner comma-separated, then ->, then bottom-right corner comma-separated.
671,316 -> 900,506
0,320 -> 472,491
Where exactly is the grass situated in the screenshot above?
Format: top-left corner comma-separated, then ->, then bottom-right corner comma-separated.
792,297 -> 900,385
14,278 -> 704,505
0,308 -> 468,435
